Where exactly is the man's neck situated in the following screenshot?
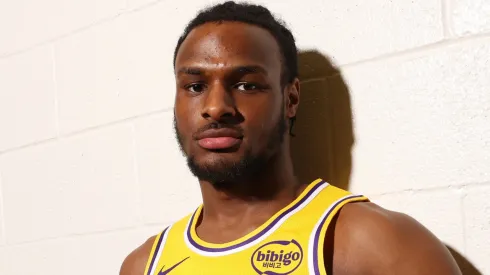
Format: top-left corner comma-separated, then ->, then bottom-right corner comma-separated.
195,154 -> 304,243
200,174 -> 300,218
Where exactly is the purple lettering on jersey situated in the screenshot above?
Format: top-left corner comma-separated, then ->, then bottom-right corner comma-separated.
250,239 -> 303,275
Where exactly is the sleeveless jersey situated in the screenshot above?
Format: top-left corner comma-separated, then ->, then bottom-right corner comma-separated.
144,179 -> 368,275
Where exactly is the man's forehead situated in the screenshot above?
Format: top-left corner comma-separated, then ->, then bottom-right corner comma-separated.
177,64 -> 269,78
175,22 -> 282,69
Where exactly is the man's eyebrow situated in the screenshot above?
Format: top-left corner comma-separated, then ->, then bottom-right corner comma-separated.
177,67 -> 203,75
233,65 -> 268,75
176,65 -> 268,76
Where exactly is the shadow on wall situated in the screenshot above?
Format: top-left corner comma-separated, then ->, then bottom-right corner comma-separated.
447,246 -> 482,275
292,50 -> 482,275
291,50 -> 353,191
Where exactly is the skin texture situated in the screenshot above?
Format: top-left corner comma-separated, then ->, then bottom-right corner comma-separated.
120,22 -> 461,275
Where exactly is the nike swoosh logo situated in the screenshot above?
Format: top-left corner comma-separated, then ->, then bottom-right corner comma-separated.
158,257 -> 190,275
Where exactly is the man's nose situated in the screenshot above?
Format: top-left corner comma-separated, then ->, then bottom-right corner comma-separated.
201,83 -> 236,121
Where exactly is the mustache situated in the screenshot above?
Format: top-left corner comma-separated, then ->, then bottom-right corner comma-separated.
192,122 -> 244,140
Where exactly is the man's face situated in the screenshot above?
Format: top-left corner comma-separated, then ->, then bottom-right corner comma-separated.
173,22 -> 290,184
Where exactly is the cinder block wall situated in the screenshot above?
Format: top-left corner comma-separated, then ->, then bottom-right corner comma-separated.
0,0 -> 488,274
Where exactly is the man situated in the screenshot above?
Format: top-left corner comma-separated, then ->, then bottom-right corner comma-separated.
120,2 -> 461,274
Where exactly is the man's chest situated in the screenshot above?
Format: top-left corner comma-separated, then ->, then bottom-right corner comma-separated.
153,238 -> 313,275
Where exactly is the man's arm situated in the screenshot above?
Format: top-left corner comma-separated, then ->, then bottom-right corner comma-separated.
332,202 -> 462,275
120,236 -> 157,275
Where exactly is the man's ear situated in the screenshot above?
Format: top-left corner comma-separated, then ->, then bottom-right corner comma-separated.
285,78 -> 300,119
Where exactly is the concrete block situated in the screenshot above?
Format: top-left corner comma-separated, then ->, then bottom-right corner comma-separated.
463,184 -> 490,275
54,14 -> 168,134
344,37 -> 490,194
0,228 -> 153,275
249,0 -> 444,65
0,124 -> 140,244
0,0 -> 125,55
0,248 -> 4,273
0,46 -> 57,152
126,0 -> 159,9
123,0 -> 214,108
133,112 -> 201,225
370,188 -> 465,254
0,238 -> 68,275
452,0 -> 490,36
124,1 -> 198,112
65,229 -> 159,275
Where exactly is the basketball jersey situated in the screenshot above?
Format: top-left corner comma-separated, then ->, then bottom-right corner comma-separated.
144,179 -> 368,275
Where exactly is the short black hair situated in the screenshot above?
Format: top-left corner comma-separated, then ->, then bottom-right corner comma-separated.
173,1 -> 298,86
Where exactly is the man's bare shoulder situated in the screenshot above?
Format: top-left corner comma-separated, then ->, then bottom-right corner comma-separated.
119,235 -> 157,275
332,202 -> 461,275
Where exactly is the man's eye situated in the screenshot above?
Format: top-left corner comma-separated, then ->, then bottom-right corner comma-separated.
235,83 -> 258,91
186,84 -> 206,93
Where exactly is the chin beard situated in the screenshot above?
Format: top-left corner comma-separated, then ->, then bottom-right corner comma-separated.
186,150 -> 269,185
173,110 -> 287,188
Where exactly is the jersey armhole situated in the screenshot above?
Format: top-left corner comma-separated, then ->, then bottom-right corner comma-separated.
143,227 -> 170,275
311,195 -> 369,275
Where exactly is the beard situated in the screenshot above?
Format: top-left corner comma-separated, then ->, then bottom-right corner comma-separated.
173,111 -> 287,186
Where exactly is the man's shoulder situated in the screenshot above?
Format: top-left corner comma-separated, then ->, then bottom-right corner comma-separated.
118,211 -> 195,275
119,235 -> 157,275
336,201 -> 411,241
331,201 -> 461,275
335,201 -> 419,252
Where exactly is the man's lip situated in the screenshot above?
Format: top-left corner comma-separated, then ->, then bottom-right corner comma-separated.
198,137 -> 242,150
194,128 -> 243,140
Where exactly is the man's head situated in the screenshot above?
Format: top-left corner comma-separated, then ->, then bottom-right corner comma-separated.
173,1 -> 300,186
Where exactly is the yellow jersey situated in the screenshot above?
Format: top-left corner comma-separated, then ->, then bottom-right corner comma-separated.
144,179 -> 368,275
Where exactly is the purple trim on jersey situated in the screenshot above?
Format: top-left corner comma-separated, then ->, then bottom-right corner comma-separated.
312,195 -> 363,275
187,180 -> 327,253
148,228 -> 168,275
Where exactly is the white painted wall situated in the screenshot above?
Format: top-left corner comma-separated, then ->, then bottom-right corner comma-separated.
0,0 -> 488,274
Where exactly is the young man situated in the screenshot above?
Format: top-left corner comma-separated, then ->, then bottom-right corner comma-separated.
120,2 -> 461,274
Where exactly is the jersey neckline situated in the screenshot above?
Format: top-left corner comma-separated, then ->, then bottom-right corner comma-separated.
184,178 -> 328,254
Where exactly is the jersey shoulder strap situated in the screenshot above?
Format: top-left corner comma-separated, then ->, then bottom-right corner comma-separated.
143,212 -> 193,275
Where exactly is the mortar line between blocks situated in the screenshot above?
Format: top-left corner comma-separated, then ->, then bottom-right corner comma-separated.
58,107 -> 173,140
0,0 -> 168,60
0,109 -> 173,156
125,0 -> 168,13
0,171 -> 7,245
341,32 -> 490,69
0,10 -> 125,60
460,190 -> 468,254
0,138 -> 58,157
3,224 -> 148,248
366,182 -> 490,197
50,44 -> 61,139
441,0 -> 453,38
